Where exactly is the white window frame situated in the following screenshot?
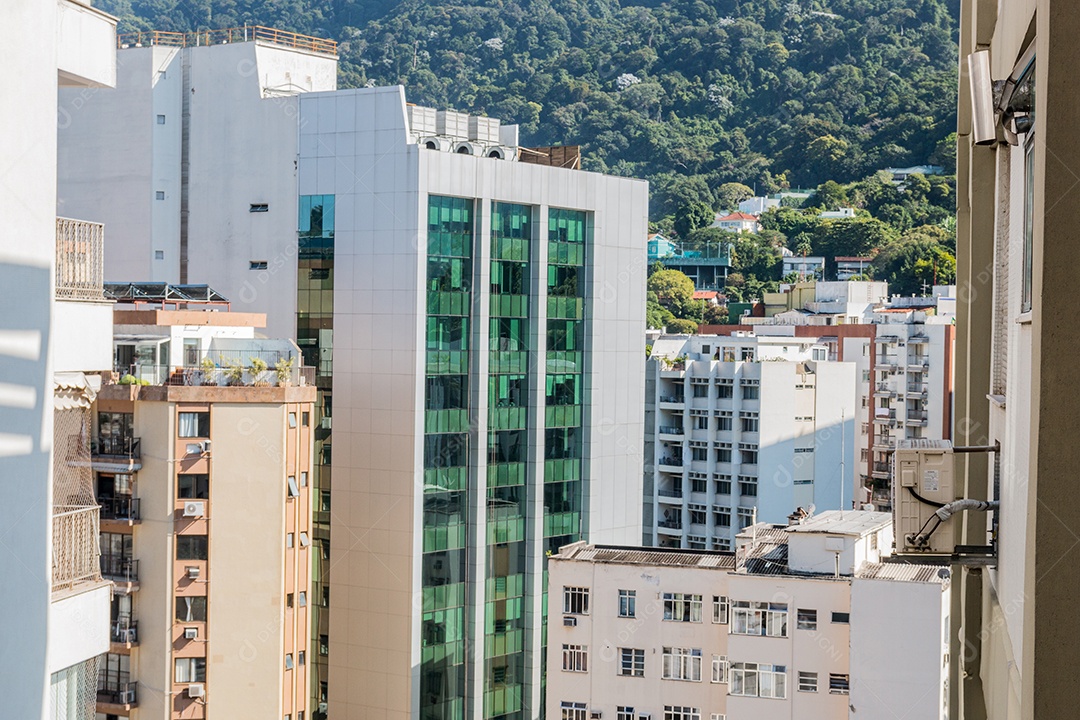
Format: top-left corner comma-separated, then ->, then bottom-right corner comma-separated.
564,586 -> 590,615
619,647 -> 645,677
663,593 -> 703,623
797,608 -> 817,631
712,596 -> 729,624
617,708 -> 635,720
829,673 -> 850,695
561,702 -> 588,720
174,657 -> 206,683
618,589 -> 636,618
730,662 -> 786,699
562,644 -> 588,673
664,706 -> 700,720
731,600 -> 788,637
798,671 -> 818,693
711,654 -> 728,683
661,647 -> 703,682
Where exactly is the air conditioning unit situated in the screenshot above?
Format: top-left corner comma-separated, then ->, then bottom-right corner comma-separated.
452,141 -> 481,156
563,616 -> 577,627
184,627 -> 199,640
185,442 -> 202,455
119,689 -> 136,704
894,439 -> 956,554
183,501 -> 205,518
121,627 -> 137,643
201,440 -> 211,453
187,683 -> 205,698
419,136 -> 452,152
590,712 -> 602,720
484,145 -> 517,160
186,565 -> 201,580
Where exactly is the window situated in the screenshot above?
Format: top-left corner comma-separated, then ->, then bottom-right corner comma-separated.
738,477 -> 757,497
250,260 -> 269,269
691,476 -> 707,493
693,384 -> 709,398
302,411 -> 310,426
298,591 -> 307,607
322,587 -> 330,607
174,657 -> 206,683
798,671 -> 818,693
710,715 -> 726,720
289,412 -> 297,428
661,647 -> 702,681
663,593 -> 702,622
286,533 -> 294,548
691,447 -> 708,462
617,708 -> 635,720
695,416 -> 709,430
250,203 -> 269,212
740,415 -> 759,433
319,634 -> 329,655
716,447 -> 732,463
689,505 -> 707,525
717,384 -> 733,399
829,673 -> 850,694
741,385 -> 759,400
564,586 -> 589,615
832,612 -> 850,624
300,471 -> 308,488
730,662 -> 786,699
176,535 -> 208,560
287,475 -> 300,498
711,654 -> 728,683
664,706 -> 700,720
287,593 -> 294,608
740,446 -> 758,465
176,596 -> 207,622
716,414 -> 732,431
620,647 -> 645,677
177,474 -> 209,499
715,475 -> 732,495
1022,134 -> 1034,313
562,644 -> 588,672
561,702 -> 587,720
320,491 -> 331,512
285,653 -> 294,670
618,589 -> 636,618
155,190 -> 165,200
731,601 -> 788,637
797,608 -> 817,631
712,537 -> 731,552
298,651 -> 306,666
737,508 -> 754,529
155,250 -> 164,260
157,114 -> 166,124
714,507 -> 731,527
712,596 -> 729,624
178,411 -> 209,438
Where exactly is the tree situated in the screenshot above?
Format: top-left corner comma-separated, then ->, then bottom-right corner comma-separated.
648,269 -> 699,319
813,180 -> 849,210
667,318 -> 699,334
674,201 -> 714,238
714,182 -> 754,212
703,302 -> 727,325
871,231 -> 955,296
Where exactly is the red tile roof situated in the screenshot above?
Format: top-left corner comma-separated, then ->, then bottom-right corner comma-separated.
717,212 -> 759,222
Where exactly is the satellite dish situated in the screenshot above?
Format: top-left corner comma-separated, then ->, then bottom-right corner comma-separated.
805,504 -> 816,518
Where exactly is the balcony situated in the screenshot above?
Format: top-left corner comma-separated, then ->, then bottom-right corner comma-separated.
100,555 -> 139,586
657,457 -> 684,470
872,461 -> 891,479
907,359 -> 930,372
111,617 -> 139,648
906,411 -> 929,426
873,438 -> 896,451
91,436 -> 142,472
874,335 -> 899,345
99,496 -> 141,524
908,334 -> 929,344
658,394 -> 685,407
657,519 -> 683,531
118,25 -> 338,56
56,217 -> 105,300
875,358 -> 899,370
872,409 -> 896,425
658,425 -> 684,438
116,353 -> 316,388
52,506 -> 102,592
906,384 -> 927,398
97,671 -> 137,710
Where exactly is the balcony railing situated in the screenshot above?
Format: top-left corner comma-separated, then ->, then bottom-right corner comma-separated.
115,359 -> 315,388
873,461 -> 891,474
659,395 -> 685,404
907,411 -> 929,425
657,519 -> 683,530
52,506 -> 101,591
98,670 -> 137,706
658,425 -> 684,435
118,25 -> 337,55
92,436 -> 141,460
99,496 -> 141,522
657,488 -> 683,498
111,617 -> 139,644
56,217 -> 104,300
100,555 -> 139,583
658,457 -> 684,467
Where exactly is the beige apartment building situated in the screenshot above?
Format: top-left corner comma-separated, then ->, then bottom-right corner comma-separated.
91,290 -> 316,720
953,2 -> 1080,719
546,511 -> 950,720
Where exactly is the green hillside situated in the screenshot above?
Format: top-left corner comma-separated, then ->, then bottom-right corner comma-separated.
100,0 -> 959,218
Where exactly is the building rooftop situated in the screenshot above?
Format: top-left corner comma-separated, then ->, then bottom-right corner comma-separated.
856,561 -> 951,585
116,25 -> 338,56
785,510 -> 892,537
105,282 -> 229,305
554,542 -> 736,570
716,211 -> 759,222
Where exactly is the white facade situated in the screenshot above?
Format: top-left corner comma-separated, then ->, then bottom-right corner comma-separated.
546,512 -> 949,720
647,335 -> 856,551
782,256 -> 826,280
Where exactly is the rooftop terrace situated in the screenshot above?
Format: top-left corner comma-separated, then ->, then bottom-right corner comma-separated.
117,25 -> 337,56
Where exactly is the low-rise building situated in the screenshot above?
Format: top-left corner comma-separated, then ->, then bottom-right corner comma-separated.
712,212 -> 760,233
546,511 -> 950,720
835,257 -> 873,281
782,256 -> 826,281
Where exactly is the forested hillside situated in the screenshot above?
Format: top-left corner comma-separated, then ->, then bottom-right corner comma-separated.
99,0 -> 959,218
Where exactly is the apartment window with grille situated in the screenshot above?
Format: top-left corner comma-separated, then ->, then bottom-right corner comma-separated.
737,508 -> 754,529
715,475 -> 732,495
712,595 -> 729,624
832,611 -> 850,624
731,601 -> 788,637
664,707 -> 700,720
174,657 -> 206,683
711,654 -> 728,683
714,507 -> 731,527
661,647 -> 702,681
689,505 -> 707,525
562,644 -> 588,673
695,416 -> 710,431
617,708 -> 635,720
619,589 -> 636,618
798,671 -> 818,692
620,647 -> 645,677
691,476 -> 708,493
561,702 -> 587,720
730,662 -> 787,699
663,593 -> 703,622
829,673 -> 850,695
693,384 -> 709,398
797,608 -> 817,630
691,447 -> 708,462
738,477 -> 757,497
564,586 -> 590,615
741,385 -> 759,400
717,384 -> 733,399
740,413 -> 759,432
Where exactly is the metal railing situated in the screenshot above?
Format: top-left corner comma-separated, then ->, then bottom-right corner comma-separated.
56,217 -> 104,300
110,617 -> 139,644
657,488 -> 683,499
52,506 -> 101,591
100,555 -> 139,583
118,25 -> 337,55
659,395 -> 685,404
97,670 -> 137,706
92,436 -> 141,459
907,411 -> 929,423
658,425 -> 684,435
873,461 -> 891,474
115,360 -> 314,387
99,496 -> 141,521
658,457 -> 684,467
657,520 -> 683,530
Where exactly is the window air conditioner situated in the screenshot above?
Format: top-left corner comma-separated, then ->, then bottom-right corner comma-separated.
184,627 -> 199,640
183,501 -> 205,518
186,566 -> 201,580
187,683 -> 205,698
119,689 -> 136,704
563,616 -> 577,627
121,627 -> 137,643
201,440 -> 211,453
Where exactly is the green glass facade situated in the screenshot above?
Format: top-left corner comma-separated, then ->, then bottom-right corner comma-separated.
485,203 -> 532,720
422,196 -> 474,720
299,195 -> 335,720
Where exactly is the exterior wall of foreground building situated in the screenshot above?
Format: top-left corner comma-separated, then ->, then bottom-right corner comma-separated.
954,3 -> 1080,720
297,86 -> 648,720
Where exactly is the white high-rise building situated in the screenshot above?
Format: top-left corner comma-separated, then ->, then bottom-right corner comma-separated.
646,334 -> 856,551
546,511 -> 950,720
1,2 -> 116,718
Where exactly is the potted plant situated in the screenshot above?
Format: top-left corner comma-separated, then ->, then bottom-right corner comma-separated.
224,359 -> 245,386
275,357 -> 295,386
250,356 -> 270,386
199,356 -> 217,386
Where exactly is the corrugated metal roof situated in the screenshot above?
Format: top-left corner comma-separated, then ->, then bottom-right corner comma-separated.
556,543 -> 735,570
786,510 -> 892,536
856,561 -> 951,585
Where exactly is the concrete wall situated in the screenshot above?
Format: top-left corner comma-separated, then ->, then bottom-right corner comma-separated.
53,299 -> 113,373
47,582 -> 111,674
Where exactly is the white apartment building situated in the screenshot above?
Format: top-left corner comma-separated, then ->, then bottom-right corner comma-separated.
546,511 -> 950,720
1,2 -> 116,719
647,335 -> 856,551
